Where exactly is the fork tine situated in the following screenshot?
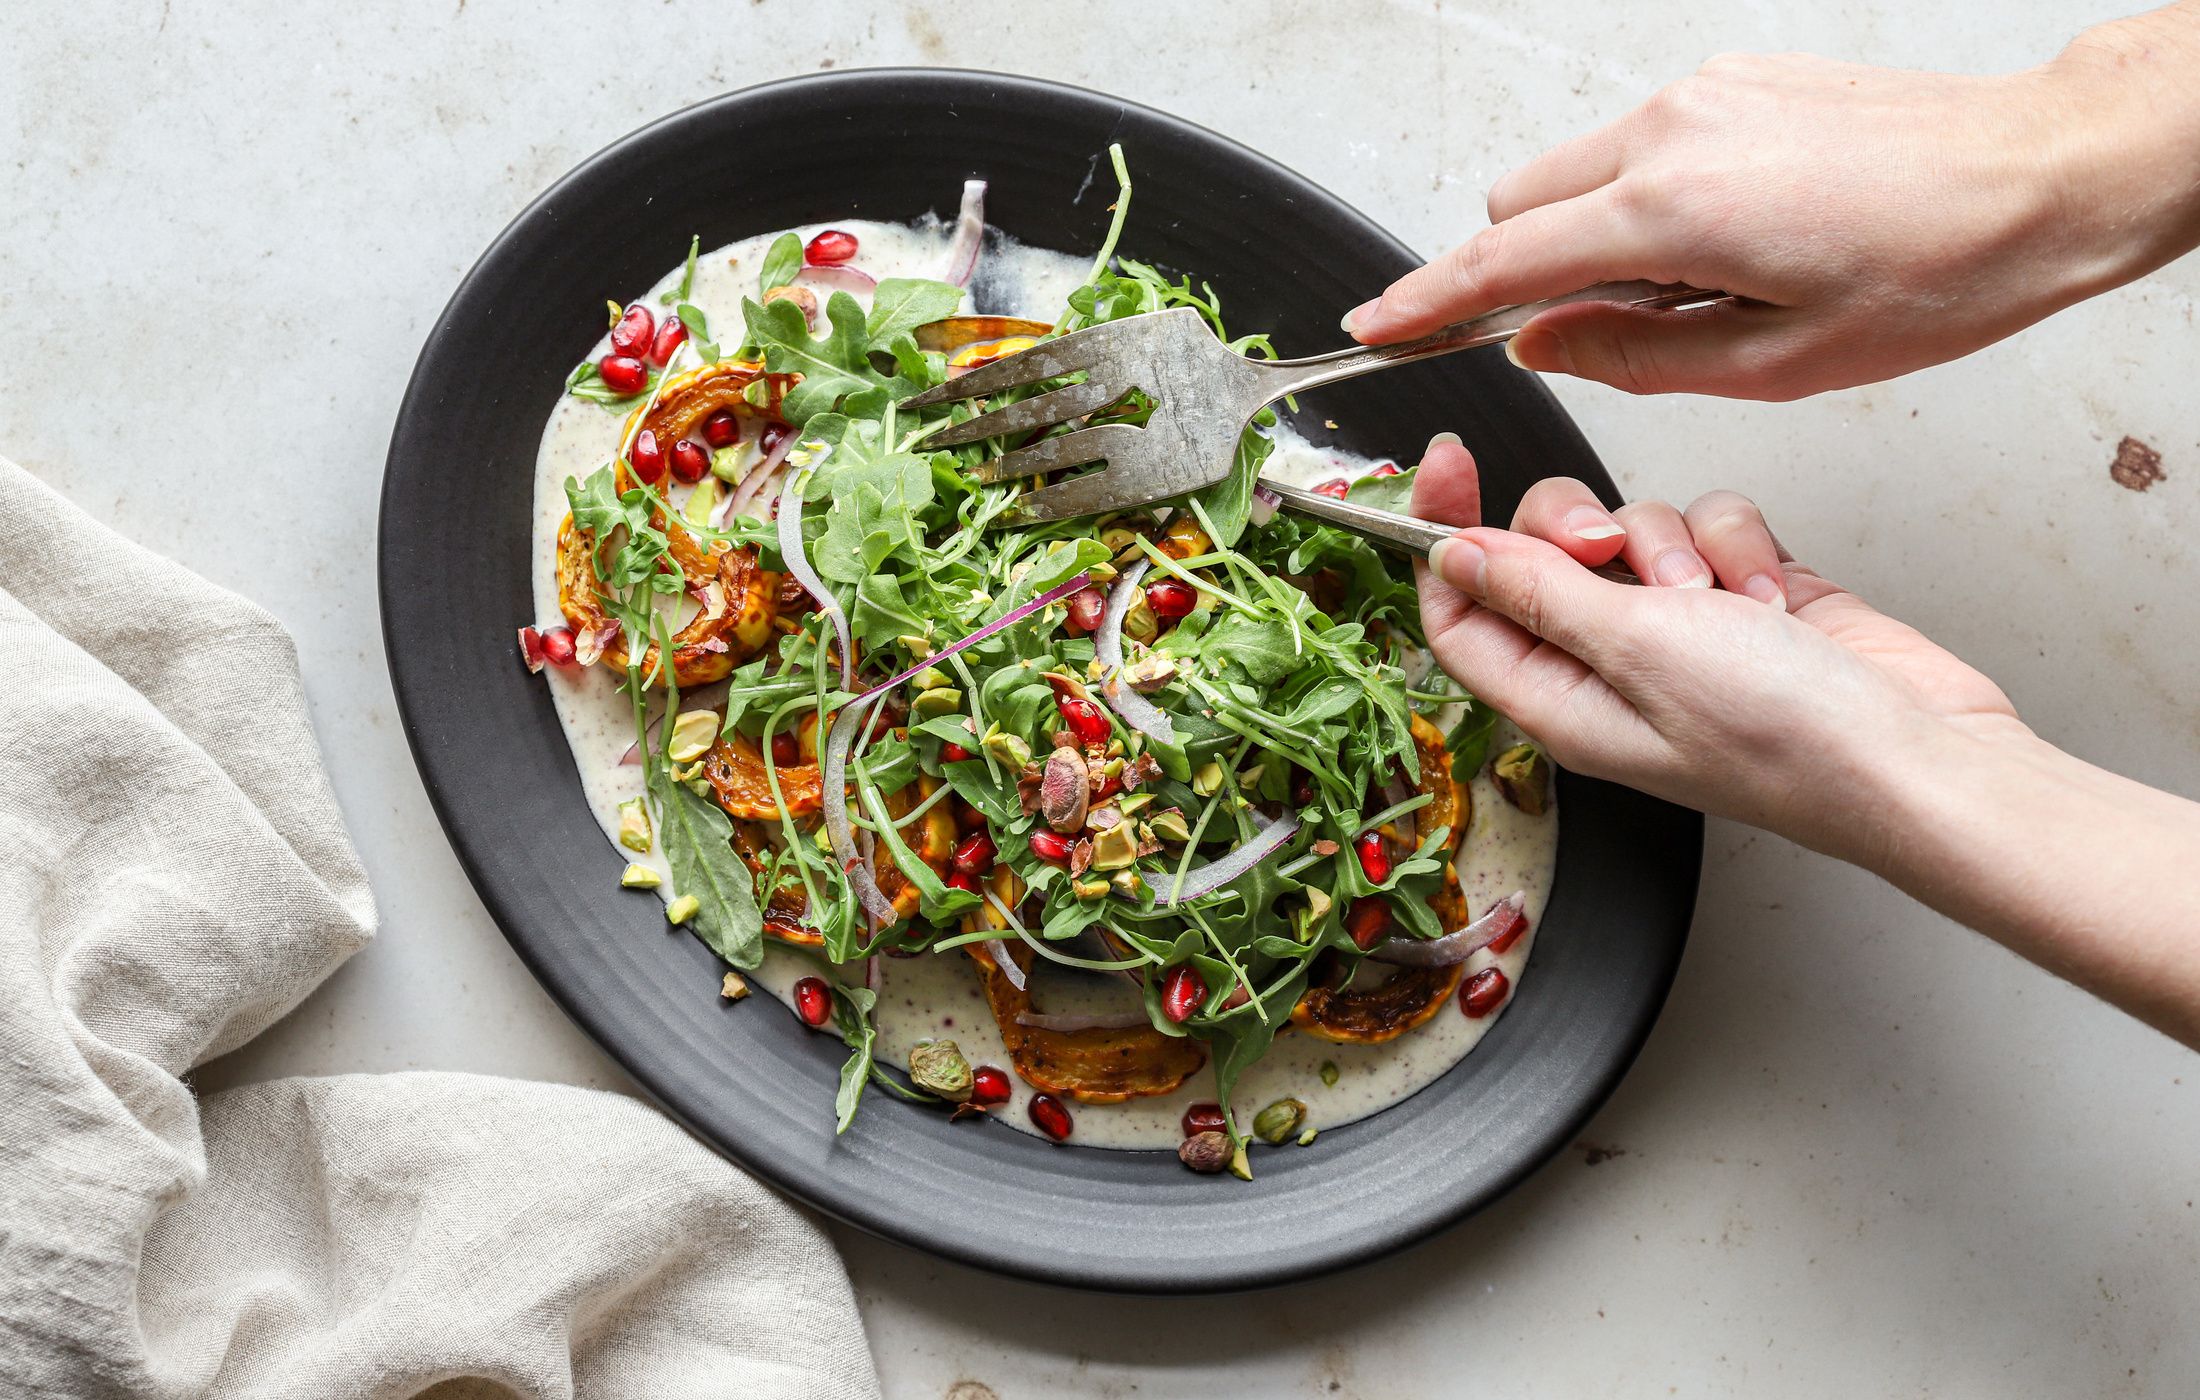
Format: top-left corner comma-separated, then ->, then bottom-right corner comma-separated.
1008,463 -> 1157,522
965,423 -> 1145,485
915,378 -> 1121,450
898,317 -> 1142,410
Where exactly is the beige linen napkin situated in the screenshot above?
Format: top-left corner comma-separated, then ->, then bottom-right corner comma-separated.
0,458 -> 880,1400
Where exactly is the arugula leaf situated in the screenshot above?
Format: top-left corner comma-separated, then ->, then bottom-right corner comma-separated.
831,984 -> 881,1133
866,277 -> 964,346
660,234 -> 700,305
760,232 -> 803,293
1198,613 -> 1305,687
648,763 -> 764,969
1446,697 -> 1500,776
744,292 -> 875,423
1345,464 -> 1417,513
815,452 -> 935,583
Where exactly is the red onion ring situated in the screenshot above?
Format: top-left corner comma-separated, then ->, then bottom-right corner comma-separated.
794,264 -> 878,297
1249,482 -> 1280,527
715,427 -> 800,527
777,470 -> 854,694
1369,891 -> 1527,967
944,179 -> 986,287
1093,558 -> 1177,745
1159,812 -> 1301,906
1014,1009 -> 1149,1032
979,890 -> 1028,992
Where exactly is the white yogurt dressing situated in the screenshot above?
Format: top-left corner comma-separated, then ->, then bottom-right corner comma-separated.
529,218 -> 1560,1149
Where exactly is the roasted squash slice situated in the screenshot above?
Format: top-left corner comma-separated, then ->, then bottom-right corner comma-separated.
705,732 -> 825,820
727,772 -> 956,940
1290,714 -> 1475,1044
959,869 -> 1206,1103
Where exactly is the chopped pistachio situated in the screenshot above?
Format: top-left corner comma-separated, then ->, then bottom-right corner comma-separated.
1109,868 -> 1146,899
710,445 -> 747,483
1236,764 -> 1265,792
1099,525 -> 1140,556
606,299 -> 623,326
1090,822 -> 1141,870
910,686 -> 963,719
1252,1097 -> 1307,1145
1493,742 -> 1552,816
909,1039 -> 974,1101
980,728 -> 1031,769
1144,806 -> 1190,843
720,971 -> 751,1000
617,796 -> 652,853
898,635 -> 936,660
683,477 -> 721,525
620,862 -> 663,890
740,378 -> 770,408
1297,1127 -> 1319,1147
1120,652 -> 1176,692
1071,876 -> 1111,900
1192,760 -> 1225,796
1116,791 -> 1153,818
1178,1129 -> 1230,1174
665,894 -> 700,925
667,710 -> 718,763
910,666 -> 950,691
1319,1060 -> 1340,1088
1086,561 -> 1117,584
1228,1141 -> 1253,1181
1304,886 -> 1333,921
1123,596 -> 1159,644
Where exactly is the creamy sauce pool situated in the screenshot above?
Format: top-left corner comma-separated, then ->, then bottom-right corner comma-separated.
530,219 -> 1560,1149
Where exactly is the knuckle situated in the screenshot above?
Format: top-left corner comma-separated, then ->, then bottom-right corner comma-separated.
1446,222 -> 1514,307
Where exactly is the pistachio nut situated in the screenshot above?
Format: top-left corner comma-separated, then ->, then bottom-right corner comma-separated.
1178,1129 -> 1231,1174
667,710 -> 719,763
616,796 -> 653,853
619,862 -> 663,890
1252,1096 -> 1307,1145
1089,821 -> 1140,870
720,971 -> 751,1001
1192,760 -> 1225,797
909,1039 -> 974,1101
1144,806 -> 1191,843
1493,742 -> 1552,816
980,728 -> 1032,769
665,894 -> 700,926
909,686 -> 964,719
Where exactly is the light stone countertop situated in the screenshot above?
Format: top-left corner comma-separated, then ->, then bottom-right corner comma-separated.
8,3 -> 2198,1395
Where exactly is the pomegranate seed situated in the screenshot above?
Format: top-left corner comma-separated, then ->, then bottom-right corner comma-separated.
598,355 -> 648,395
970,1065 -> 1011,1106
760,421 -> 792,457
609,303 -> 655,357
670,439 -> 710,484
702,409 -> 742,448
946,869 -> 981,894
1161,965 -> 1208,1023
648,315 -> 687,366
1028,830 -> 1073,865
538,625 -> 577,668
951,830 -> 997,875
629,429 -> 666,485
1461,966 -> 1510,1018
1027,1093 -> 1073,1141
1145,578 -> 1196,619
517,626 -> 546,673
1180,1102 -> 1227,1138
1368,461 -> 1402,478
769,731 -> 801,768
1061,585 -> 1107,635
1484,900 -> 1532,956
793,976 -> 833,1027
1345,896 -> 1391,950
1355,830 -> 1391,884
1312,477 -> 1350,500
1091,771 -> 1122,801
805,229 -> 859,265
1290,768 -> 1315,806
1057,697 -> 1110,748
941,741 -> 975,763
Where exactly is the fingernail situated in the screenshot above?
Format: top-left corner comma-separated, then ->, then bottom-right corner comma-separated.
1564,506 -> 1624,542
1429,535 -> 1487,594
1504,326 -> 1575,375
1342,299 -> 1380,336
1423,430 -> 1463,460
1743,572 -> 1788,610
1652,547 -> 1713,588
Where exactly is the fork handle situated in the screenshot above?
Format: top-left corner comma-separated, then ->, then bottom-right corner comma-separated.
1260,479 -> 1455,559
1260,281 -> 1731,398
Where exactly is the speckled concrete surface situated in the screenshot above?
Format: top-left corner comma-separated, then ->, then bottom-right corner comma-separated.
7,3 -> 2198,1395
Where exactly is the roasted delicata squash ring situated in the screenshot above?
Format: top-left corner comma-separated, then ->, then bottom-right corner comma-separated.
961,869 -> 1207,1103
1290,714 -> 1475,1044
913,315 -> 1054,362
730,821 -> 820,948
555,520 -> 778,686
621,358 -> 791,451
873,775 -> 958,922
705,731 -> 825,820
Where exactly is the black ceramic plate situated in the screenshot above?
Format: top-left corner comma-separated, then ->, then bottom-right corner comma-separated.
381,69 -> 1700,1293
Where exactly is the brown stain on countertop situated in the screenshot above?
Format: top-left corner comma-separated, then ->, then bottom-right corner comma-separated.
943,1382 -> 998,1400
2110,436 -> 2166,492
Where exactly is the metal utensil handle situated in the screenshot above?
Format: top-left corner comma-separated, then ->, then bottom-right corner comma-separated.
1261,479 -> 1455,559
1261,281 -> 1729,399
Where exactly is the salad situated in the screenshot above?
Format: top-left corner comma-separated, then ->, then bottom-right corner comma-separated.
519,148 -> 1555,1177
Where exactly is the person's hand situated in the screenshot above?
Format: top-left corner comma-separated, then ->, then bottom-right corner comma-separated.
1410,435 -> 2019,865
1350,7 -> 2200,400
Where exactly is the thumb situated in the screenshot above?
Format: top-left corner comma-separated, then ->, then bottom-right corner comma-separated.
1428,526 -> 1642,672
1507,300 -> 1807,401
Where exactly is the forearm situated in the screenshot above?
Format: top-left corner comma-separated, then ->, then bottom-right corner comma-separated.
1867,715 -> 2200,1047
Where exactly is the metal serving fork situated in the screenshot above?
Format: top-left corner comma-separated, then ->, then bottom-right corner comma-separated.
903,280 -> 1728,553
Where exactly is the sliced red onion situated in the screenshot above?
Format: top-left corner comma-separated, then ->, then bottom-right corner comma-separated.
720,424 -> 799,525
1159,812 -> 1301,906
777,471 -> 853,694
795,264 -> 878,297
1377,775 -> 1418,848
979,890 -> 1029,992
820,696 -> 898,926
1369,891 -> 1527,967
944,179 -> 986,287
859,571 -> 1093,700
1014,1009 -> 1149,1032
1249,482 -> 1280,527
1092,559 -> 1176,745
